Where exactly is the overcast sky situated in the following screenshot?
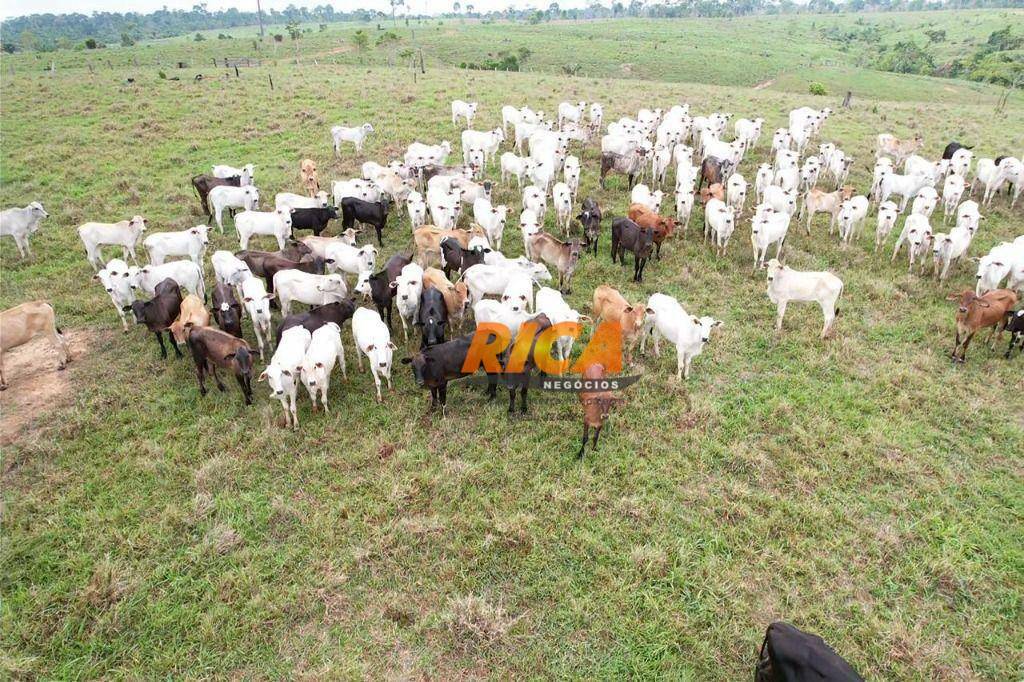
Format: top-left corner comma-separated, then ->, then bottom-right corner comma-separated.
2,0 -> 594,20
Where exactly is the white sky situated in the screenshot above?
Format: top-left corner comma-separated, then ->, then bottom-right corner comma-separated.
2,0 -> 594,20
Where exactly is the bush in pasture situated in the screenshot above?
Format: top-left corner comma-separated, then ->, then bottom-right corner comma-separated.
809,82 -> 827,96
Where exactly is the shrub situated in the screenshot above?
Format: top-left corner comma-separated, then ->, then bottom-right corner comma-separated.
194,32 -> 205,42
809,82 -> 827,96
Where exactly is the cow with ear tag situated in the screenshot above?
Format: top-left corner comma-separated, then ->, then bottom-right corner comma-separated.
352,307 -> 397,402
259,326 -> 311,429
300,322 -> 346,413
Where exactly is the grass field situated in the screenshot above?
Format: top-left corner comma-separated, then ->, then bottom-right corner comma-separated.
2,15 -> 1024,680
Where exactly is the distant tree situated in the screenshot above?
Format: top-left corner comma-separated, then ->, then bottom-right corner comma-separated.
924,29 -> 946,43
390,0 -> 405,26
84,37 -> 99,49
453,1 -> 461,14
352,29 -> 369,50
19,30 -> 39,52
466,4 -> 475,17
517,46 -> 532,65
1,42 -> 14,54
194,32 -> 205,41
120,32 -> 135,46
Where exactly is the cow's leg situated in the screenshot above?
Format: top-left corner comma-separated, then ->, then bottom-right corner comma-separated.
195,360 -> 208,395
821,302 -> 836,339
959,331 -> 976,362
577,422 -> 589,459
775,301 -> 788,332
210,363 -> 226,392
155,331 -> 169,359
0,352 -> 6,390
591,424 -> 602,452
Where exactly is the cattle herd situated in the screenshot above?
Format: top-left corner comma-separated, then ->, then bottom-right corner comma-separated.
1,97 -> 1023,456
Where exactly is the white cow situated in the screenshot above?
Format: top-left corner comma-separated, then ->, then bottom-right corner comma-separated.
877,170 -> 931,211
703,198 -> 736,256
1,201 -> 48,259
235,209 -> 293,251
734,117 -> 764,148
275,191 -> 330,211
273,270 -> 348,316
78,215 -> 147,270
130,260 -> 205,299
563,155 -> 582,199
875,201 -> 900,251
891,213 -> 933,273
837,196 -> 870,243
260,326 -> 311,428
404,141 -> 452,169
324,241 -> 377,278
751,210 -> 790,269
535,287 -> 586,361
331,123 -> 374,155
523,185 -> 547,222
630,184 -> 664,213
474,198 -> 509,251
519,209 -> 542,246
209,185 -> 259,233
500,152 -> 536,188
143,224 -> 210,265
212,163 -> 255,182
93,258 -> 136,331
352,307 -> 396,402
451,100 -> 478,128
984,157 -> 1023,207
755,164 -> 774,204
726,173 -> 747,213
462,261 -> 550,306
956,200 -> 983,234
406,191 -> 427,230
300,322 -> 346,412
942,174 -> 970,222
640,292 -> 722,380
461,128 -> 505,167
931,225 -> 974,282
552,183 -> 573,235
240,276 -> 274,360
975,239 -> 1024,294
765,259 -> 843,339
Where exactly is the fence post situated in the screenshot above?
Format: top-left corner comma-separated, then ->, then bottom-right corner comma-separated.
268,74 -> 274,90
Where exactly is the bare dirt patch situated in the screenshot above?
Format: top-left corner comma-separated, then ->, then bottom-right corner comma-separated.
754,78 -> 776,90
1,328 -> 101,446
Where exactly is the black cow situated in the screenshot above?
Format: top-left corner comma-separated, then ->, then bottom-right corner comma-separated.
1005,308 -> 1024,359
128,278 -> 183,359
755,621 -> 863,682
610,218 -> 654,283
191,174 -> 240,219
186,326 -> 254,405
367,254 -> 412,331
439,237 -> 486,279
341,197 -> 390,246
211,283 -> 243,339
275,299 -> 357,346
401,334 -> 475,412
698,156 -> 732,190
941,141 -> 973,160
577,197 -> 602,256
289,206 -> 339,237
416,286 -> 449,349
487,313 -> 552,415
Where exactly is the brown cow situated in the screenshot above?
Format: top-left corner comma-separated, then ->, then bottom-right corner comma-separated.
698,183 -> 725,206
627,203 -> 679,259
800,185 -> 855,235
412,224 -> 486,266
577,363 -> 624,459
876,133 -> 924,163
0,301 -> 71,390
300,158 -> 319,197
422,267 -> 470,330
592,285 -> 648,364
947,288 -> 1018,362
186,326 -> 254,405
527,232 -> 582,294
169,294 -> 211,344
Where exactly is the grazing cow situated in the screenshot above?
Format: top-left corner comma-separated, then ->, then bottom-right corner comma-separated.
333,178 -> 380,206
186,326 -> 254,405
875,201 -> 900,251
129,278 -> 184,359
300,230 -> 359,260
275,191 -> 330,212
299,158 -> 319,196
422,268 -> 469,330
527,232 -> 582,294
209,185 -> 260,233
365,254 -> 413,331
627,204 -> 678,260
144,224 -> 210,265
751,210 -> 790,269
237,248 -> 323,296
405,141 -> 454,171
78,215 -> 147,270
577,198 -> 602,255
240,276 -> 274,360
276,299 -> 357,346
192,173 -> 242,218
211,249 -> 252,288
765,259 -> 843,339
273,270 -> 347,317
891,214 -> 933,273
576,363 -> 624,459
341,197 -> 389,246
169,294 -> 210,344
876,133 -> 924,164
600,148 -> 647,190
1004,308 -> 1024,358
610,218 -> 654,283
416,286 -> 449,349
401,334 -> 475,413
630,184 -> 665,213
93,258 -> 136,332
703,198 -> 736,256
212,163 -> 255,181
211,283 -> 243,338
942,141 -> 973,160
947,289 -> 1018,362
331,123 -> 374,155
300,322 -> 346,412
756,622 -> 863,682
640,292 -> 722,380
1,201 -> 48,259
0,301 -> 71,390
130,260 -> 206,300
451,100 -> 478,128
289,206 -> 339,237
412,225 -> 486,267
592,285 -> 647,364
352,307 -> 396,402
261,326 -> 311,428
800,186 -> 854,235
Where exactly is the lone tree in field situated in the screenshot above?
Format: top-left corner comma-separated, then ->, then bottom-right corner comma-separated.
390,0 -> 405,26
352,30 -> 369,51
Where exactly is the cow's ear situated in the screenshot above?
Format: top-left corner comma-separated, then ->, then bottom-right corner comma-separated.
366,344 -> 375,352
282,369 -> 291,377
692,316 -> 700,325
388,342 -> 398,350
315,361 -> 324,368
257,370 -> 267,382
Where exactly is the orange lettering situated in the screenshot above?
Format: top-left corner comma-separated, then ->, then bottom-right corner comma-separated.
461,322 -> 512,373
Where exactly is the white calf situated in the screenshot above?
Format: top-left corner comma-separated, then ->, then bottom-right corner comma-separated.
394,262 -> 424,342
130,260 -> 205,299
474,198 -> 509,251
235,209 -> 293,251
352,307 -> 396,402
273,270 -> 347,316
212,163 -> 255,182
703,198 -> 736,256
78,215 -> 147,270
407,191 -> 428,229
1,201 -> 48,259
93,258 -> 135,331
641,292 -> 722,380
726,173 -> 747,213
261,326 -> 311,428
300,322 -> 346,412
451,100 -> 478,128
331,123 -> 374,155
755,164 -> 774,204
891,214 -> 933,273
240,276 -> 274,360
209,185 -> 259,232
275,191 -> 329,211
875,201 -> 900,251
765,259 -> 843,339
751,210 -> 790,269
144,224 -> 210,265
942,174 -> 970,222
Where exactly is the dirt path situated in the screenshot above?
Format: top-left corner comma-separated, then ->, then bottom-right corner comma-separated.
753,78 -> 776,90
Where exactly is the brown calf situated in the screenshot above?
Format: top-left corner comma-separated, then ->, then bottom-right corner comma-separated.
527,232 -> 582,294
577,363 -> 624,459
186,326 -> 254,405
412,224 -> 486,266
592,284 -> 648,364
801,185 -> 855,235
422,267 -> 470,330
300,158 -> 319,197
0,301 -> 71,390
169,294 -> 211,344
947,288 -> 1018,362
627,203 -> 679,259
698,183 -> 725,205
